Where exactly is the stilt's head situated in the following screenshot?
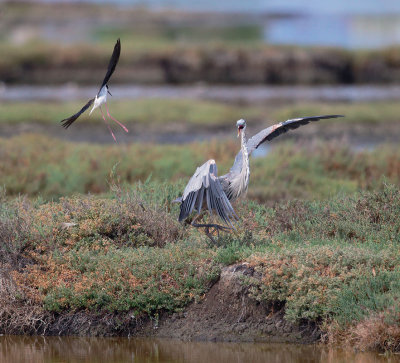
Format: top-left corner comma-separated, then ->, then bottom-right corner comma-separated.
236,119 -> 246,137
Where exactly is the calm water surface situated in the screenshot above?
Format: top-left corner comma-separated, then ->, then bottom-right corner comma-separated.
3,84 -> 400,103
39,0 -> 400,49
0,335 -> 398,363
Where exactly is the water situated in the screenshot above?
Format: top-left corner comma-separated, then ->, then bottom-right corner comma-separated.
33,0 -> 400,49
3,84 -> 400,103
266,14 -> 400,49
0,335 -> 397,363
39,0 -> 400,15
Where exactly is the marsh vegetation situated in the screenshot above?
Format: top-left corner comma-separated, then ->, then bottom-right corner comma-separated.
1,135 -> 400,351
1,0 -> 400,354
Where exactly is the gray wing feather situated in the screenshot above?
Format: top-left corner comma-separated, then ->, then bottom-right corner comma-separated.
227,114 -> 343,173
246,114 -> 343,155
178,160 -> 238,226
228,149 -> 244,175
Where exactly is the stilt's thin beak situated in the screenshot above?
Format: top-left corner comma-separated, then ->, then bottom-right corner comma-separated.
237,128 -> 241,138
108,90 -> 112,96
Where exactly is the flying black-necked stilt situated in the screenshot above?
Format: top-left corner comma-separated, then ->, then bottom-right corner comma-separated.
60,38 -> 128,141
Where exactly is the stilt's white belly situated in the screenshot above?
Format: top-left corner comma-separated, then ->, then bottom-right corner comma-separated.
89,86 -> 108,115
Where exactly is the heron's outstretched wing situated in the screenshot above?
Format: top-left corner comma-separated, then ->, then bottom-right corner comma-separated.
246,114 -> 343,155
228,114 -> 343,174
99,38 -> 121,93
178,159 -> 238,227
60,98 -> 95,129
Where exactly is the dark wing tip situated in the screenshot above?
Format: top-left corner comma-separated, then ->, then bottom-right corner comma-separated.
60,98 -> 94,129
286,114 -> 344,122
115,38 -> 121,52
99,38 -> 121,91
60,118 -> 74,129
317,114 -> 344,119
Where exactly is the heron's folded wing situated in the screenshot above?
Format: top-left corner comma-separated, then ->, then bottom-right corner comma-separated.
246,114 -> 344,155
179,159 -> 237,226
99,38 -> 121,92
60,98 -> 95,129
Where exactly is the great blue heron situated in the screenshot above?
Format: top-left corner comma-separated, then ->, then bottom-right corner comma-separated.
60,38 -> 128,142
175,115 -> 343,241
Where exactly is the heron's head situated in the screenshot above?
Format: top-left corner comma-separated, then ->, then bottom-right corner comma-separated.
236,119 -> 246,137
106,85 -> 112,96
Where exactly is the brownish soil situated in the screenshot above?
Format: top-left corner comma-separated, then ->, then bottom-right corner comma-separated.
153,264 -> 319,343
0,264 -> 319,343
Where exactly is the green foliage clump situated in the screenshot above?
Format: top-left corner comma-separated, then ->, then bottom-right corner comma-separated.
43,241 -> 219,314
245,184 -> 400,330
1,181 -> 220,318
247,245 -> 400,323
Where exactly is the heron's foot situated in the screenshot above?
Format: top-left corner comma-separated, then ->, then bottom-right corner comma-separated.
192,222 -> 232,243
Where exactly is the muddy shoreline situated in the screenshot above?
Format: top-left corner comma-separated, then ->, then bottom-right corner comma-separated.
0,264 -> 319,343
5,46 -> 400,85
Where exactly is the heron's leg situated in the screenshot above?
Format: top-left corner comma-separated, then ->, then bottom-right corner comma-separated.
192,222 -> 232,233
191,213 -> 232,243
100,106 -> 117,142
190,213 -> 203,226
191,214 -> 215,243
105,103 -> 129,133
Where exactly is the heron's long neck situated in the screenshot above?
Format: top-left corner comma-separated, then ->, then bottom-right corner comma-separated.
240,129 -> 250,181
230,129 -> 250,201
240,129 -> 248,156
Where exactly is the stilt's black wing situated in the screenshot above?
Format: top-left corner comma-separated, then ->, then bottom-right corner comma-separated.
60,98 -> 94,129
99,38 -> 121,92
60,39 -> 120,129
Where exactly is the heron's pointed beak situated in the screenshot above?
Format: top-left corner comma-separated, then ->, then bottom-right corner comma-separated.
237,128 -> 241,138
108,90 -> 112,96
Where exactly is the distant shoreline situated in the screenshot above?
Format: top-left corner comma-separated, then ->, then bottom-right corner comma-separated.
3,2 -> 400,85
3,44 -> 400,85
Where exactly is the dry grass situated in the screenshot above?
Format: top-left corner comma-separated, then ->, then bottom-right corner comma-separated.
345,311 -> 400,352
325,309 -> 400,352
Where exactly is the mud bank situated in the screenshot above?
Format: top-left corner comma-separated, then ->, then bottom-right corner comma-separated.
0,264 -> 318,343
4,45 -> 400,85
154,264 -> 319,343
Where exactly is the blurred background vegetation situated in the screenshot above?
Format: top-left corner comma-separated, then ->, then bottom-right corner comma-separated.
0,0 -> 399,201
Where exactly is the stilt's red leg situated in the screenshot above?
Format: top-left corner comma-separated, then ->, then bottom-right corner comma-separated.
105,103 -> 129,133
100,106 -> 117,142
